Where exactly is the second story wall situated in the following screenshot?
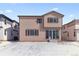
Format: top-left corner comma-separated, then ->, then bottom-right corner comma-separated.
43,12 -> 63,28
19,16 -> 43,29
2,17 -> 13,40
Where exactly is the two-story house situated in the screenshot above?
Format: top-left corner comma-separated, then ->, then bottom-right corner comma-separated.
0,14 -> 19,41
18,11 -> 64,42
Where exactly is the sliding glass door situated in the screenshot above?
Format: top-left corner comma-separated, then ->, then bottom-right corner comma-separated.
46,29 -> 59,40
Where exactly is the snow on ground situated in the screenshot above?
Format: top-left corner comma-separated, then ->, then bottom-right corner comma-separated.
0,41 -> 79,56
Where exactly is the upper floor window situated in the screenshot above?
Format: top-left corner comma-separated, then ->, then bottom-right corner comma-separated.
37,18 -> 42,24
47,17 -> 58,23
4,19 -> 6,24
4,29 -> 7,35
25,29 -> 39,36
14,25 -> 17,29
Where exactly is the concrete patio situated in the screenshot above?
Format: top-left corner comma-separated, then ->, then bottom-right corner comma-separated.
0,41 -> 79,56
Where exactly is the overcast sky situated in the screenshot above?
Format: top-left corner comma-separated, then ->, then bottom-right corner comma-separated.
0,3 -> 79,24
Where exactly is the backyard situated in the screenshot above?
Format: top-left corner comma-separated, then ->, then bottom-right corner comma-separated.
0,41 -> 79,56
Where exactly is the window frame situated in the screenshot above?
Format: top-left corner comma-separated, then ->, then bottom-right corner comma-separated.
53,30 -> 59,39
37,18 -> 42,24
74,32 -> 76,37
4,29 -> 7,35
4,19 -> 7,24
47,17 -> 58,23
25,29 -> 39,36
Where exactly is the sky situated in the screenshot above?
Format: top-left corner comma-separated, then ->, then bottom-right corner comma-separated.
0,3 -> 79,24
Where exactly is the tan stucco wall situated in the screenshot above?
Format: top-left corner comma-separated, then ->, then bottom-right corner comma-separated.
19,17 -> 46,42
62,24 -> 76,41
75,24 -> 79,41
44,13 -> 62,28
67,25 -> 76,41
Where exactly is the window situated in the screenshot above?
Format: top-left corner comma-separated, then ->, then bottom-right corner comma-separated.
25,30 -> 27,35
35,30 -> 39,35
74,32 -> 76,37
4,19 -> 6,24
47,17 -> 58,23
25,29 -> 39,36
4,29 -> 7,35
46,30 -> 49,39
37,18 -> 42,24
48,18 -> 53,23
67,32 -> 69,37
14,25 -> 17,29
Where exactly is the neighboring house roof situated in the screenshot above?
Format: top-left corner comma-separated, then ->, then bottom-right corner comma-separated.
12,20 -> 19,24
0,14 -> 18,24
0,14 -> 13,22
18,11 -> 64,17
63,19 -> 79,27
